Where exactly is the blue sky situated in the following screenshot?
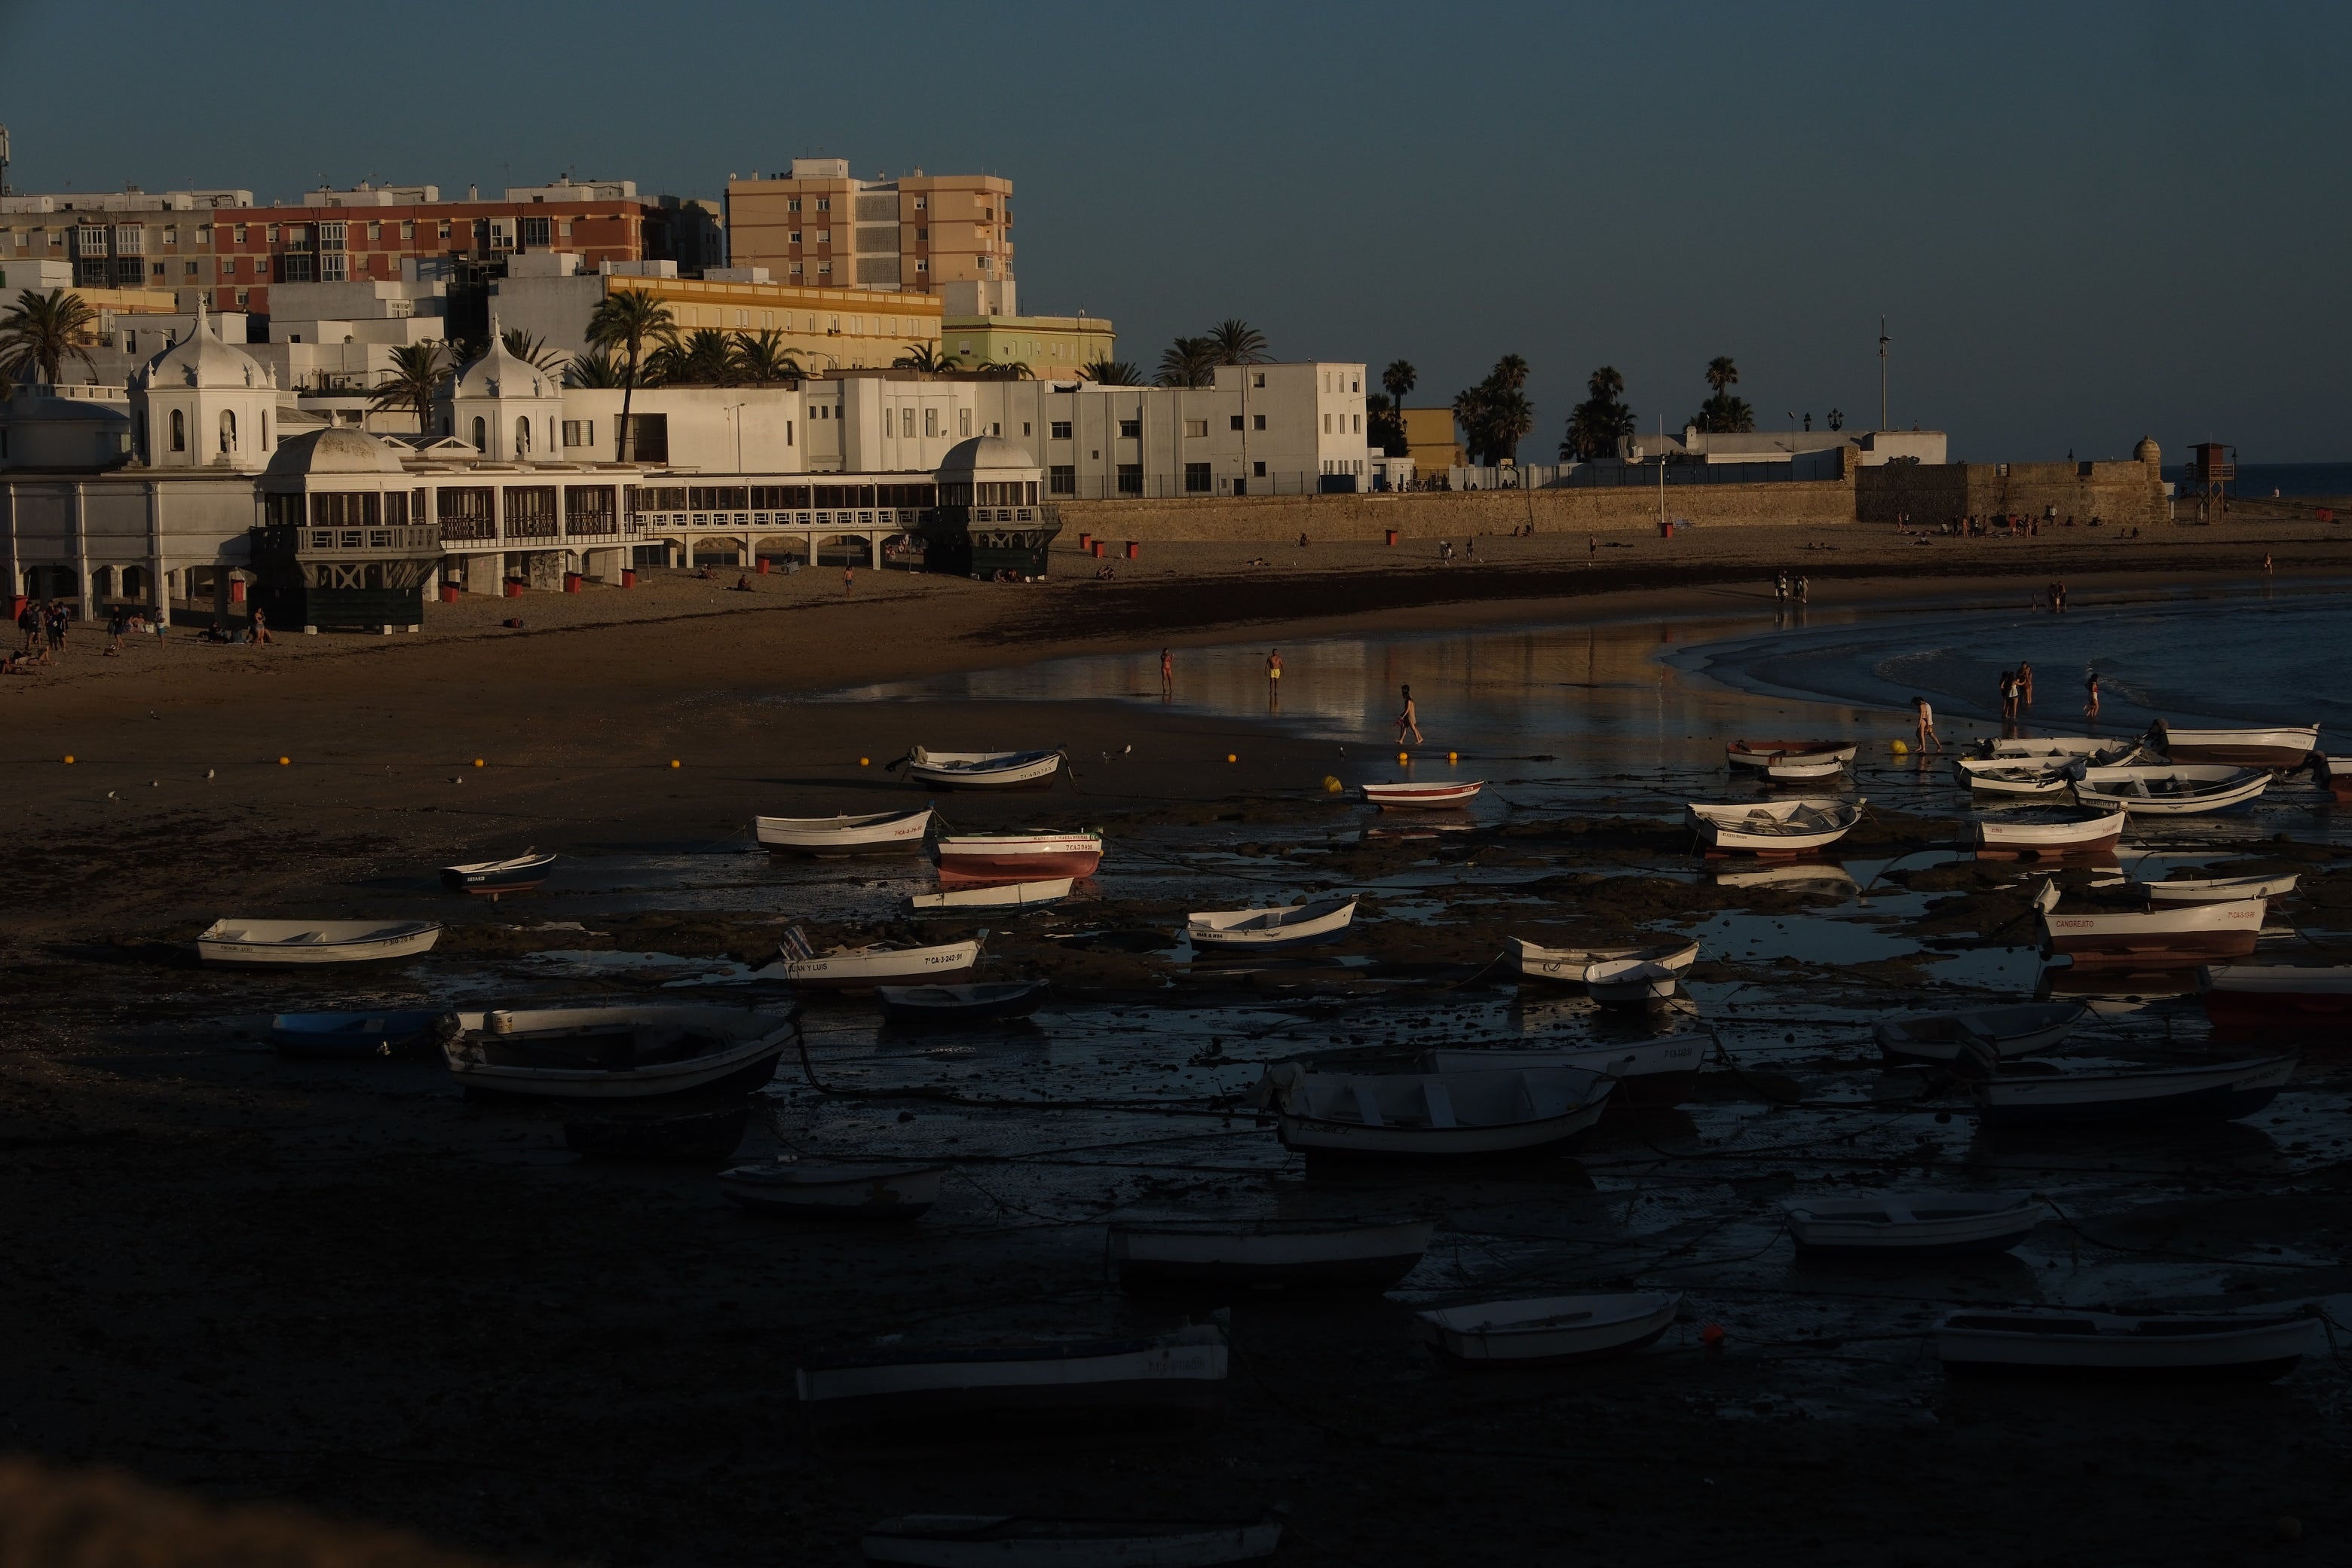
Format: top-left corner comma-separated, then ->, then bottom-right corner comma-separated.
4,0 -> 2344,461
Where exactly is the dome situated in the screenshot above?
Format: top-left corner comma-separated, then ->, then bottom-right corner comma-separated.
452,320 -> 557,401
135,302 -> 270,391
937,435 -> 1038,473
265,427 -> 411,476
1,395 -> 130,427
2133,436 -> 2161,464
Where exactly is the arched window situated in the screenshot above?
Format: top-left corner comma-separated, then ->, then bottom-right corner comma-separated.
170,409 -> 186,452
471,416 -> 486,451
514,416 -> 531,455
260,412 -> 270,449
219,409 -> 237,454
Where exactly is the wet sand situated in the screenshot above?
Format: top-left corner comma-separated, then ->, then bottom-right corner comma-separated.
7,521 -> 2352,1565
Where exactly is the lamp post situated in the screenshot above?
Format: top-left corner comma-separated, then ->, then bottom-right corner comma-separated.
1878,316 -> 1891,430
724,401 -> 747,473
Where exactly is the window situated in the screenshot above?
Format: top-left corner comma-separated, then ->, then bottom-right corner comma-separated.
1230,415 -> 1244,431
924,408 -> 939,438
1184,462 -> 1211,494
562,419 -> 596,448
163,225 -> 179,247
1118,418 -> 1141,439
815,197 -> 829,211
817,262 -> 831,276
1352,414 -> 1362,433
367,222 -> 381,241
438,487 -> 496,541
621,412 -> 669,462
514,417 -> 532,455
282,253 -> 315,282
1184,419 -> 1208,439
112,257 -> 144,286
233,223 -> 247,243
958,409 -> 972,437
1253,461 -> 1266,477
787,198 -> 801,212
884,409 -> 896,438
320,252 -> 346,281
563,485 -> 618,536
762,311 -> 775,328
234,289 -> 249,307
789,262 -> 803,275
1047,464 -> 1076,496
169,409 -> 186,452
1252,372 -> 1265,388
1323,372 -> 1331,392
309,492 -> 378,526
1324,414 -> 1333,434
113,225 -> 144,254
815,229 -> 831,243
219,410 -> 237,453
913,195 -> 926,210
1254,414 -> 1266,431
438,221 -> 452,240
789,231 -> 801,244
914,259 -> 926,273
900,406 -> 914,435
504,486 -> 559,538
520,216 -> 551,247
184,261 -> 198,276
1116,464 -> 1144,496
470,416 -> 487,450
401,220 -> 415,240
1050,421 -> 1071,441
150,261 -> 164,276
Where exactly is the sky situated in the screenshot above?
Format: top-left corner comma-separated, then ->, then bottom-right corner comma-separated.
3,0 -> 2345,462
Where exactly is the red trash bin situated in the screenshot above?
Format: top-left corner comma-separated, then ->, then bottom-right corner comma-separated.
228,579 -> 247,603
1385,529 -> 1398,547
564,572 -> 583,593
1091,540 -> 1103,557
621,568 -> 638,587
1125,541 -> 1138,559
504,580 -> 523,598
1079,532 -> 1092,550
438,584 -> 460,604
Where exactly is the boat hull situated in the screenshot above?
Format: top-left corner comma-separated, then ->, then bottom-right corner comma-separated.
1975,1055 -> 2296,1125
796,1331 -> 1228,1439
1784,1195 -> 2039,1257
785,941 -> 982,990
1974,807 -> 2128,859
1686,798 -> 1863,856
757,809 -> 933,856
722,1162 -> 948,1220
859,1517 -> 1282,1568
1187,900 -> 1357,951
1423,1042 -> 1703,1110
1278,1095 -> 1609,1160
2041,899 -> 2265,968
934,836 -> 1104,886
198,922 -> 443,966
906,750 -> 1064,790
1417,1292 -> 1680,1366
445,1008 -> 794,1101
909,877 -> 1073,914
2199,966 -> 2352,1030
876,982 -> 1049,1024
1727,740 -> 1855,771
1362,782 -> 1484,809
2152,723 -> 2318,770
1110,1220 -> 1435,1294
2075,766 -> 2271,815
1936,1312 -> 2314,1380
1506,938 -> 1698,986
1873,1003 -> 2084,1065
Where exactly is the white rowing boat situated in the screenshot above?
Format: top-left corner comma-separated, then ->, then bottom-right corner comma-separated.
439,850 -> 557,894
1935,1307 -> 2315,1380
795,1325 -> 1229,1438
1108,1217 -> 1435,1292
1973,1052 -> 2296,1124
909,877 -> 1073,914
1585,957 -> 1682,1006
1952,757 -> 2081,797
721,1159 -> 949,1220
2126,870 -> 2300,905
1420,1039 -> 1706,1110
1765,756 -> 1847,782
2075,764 -> 2271,815
860,1515 -> 1284,1568
779,930 -> 983,990
1784,1191 -> 2039,1256
1505,936 -> 1698,985
1361,779 -> 1484,809
934,831 -> 1103,885
1417,1292 -> 1680,1365
2039,896 -> 2265,968
903,747 -> 1064,790
195,919 -> 443,966
1187,897 -> 1357,951
1973,806 -> 2128,858
443,1005 -> 794,1098
1251,1063 -> 1615,1159
756,807 -> 933,855
2200,963 -> 2352,1027
1726,739 -> 1855,771
2149,721 -> 2319,770
876,980 -> 1050,1024
1686,797 -> 1864,855
1873,1001 -> 2084,1065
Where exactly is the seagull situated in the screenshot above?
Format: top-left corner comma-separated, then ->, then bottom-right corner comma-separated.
204,768 -> 216,779
106,790 -> 118,800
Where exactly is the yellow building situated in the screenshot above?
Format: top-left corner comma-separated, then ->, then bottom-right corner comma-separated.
495,265 -> 943,373
1401,406 -> 1462,470
940,313 -> 1115,376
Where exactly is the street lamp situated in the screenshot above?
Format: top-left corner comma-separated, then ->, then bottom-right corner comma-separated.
724,401 -> 748,473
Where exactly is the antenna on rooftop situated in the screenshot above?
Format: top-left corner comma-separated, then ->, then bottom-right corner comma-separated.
1877,315 -> 1891,431
0,124 -> 11,196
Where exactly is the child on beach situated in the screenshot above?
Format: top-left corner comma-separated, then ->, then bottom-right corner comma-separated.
1395,685 -> 1423,746
1160,649 -> 1172,697
1913,695 -> 1941,752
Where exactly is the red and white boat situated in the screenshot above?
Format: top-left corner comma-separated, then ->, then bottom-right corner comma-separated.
1974,806 -> 2127,859
2317,755 -> 2352,803
1726,739 -> 1855,772
779,929 -> 982,990
2199,964 -> 2352,1029
1361,779 -> 1484,809
2150,721 -> 2319,770
933,831 -> 1103,887
2039,895 -> 2265,969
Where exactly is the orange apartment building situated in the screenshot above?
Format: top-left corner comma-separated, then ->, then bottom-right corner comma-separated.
724,158 -> 1012,296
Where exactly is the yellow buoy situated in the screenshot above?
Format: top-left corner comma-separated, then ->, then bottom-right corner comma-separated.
473,758 -> 485,768
278,756 -> 291,766
63,755 -> 75,764
1890,740 -> 1909,755
1398,751 -> 1410,763
859,756 -> 870,767
670,759 -> 682,769
1447,751 -> 1459,763
1322,775 -> 1343,794
1226,753 -> 1238,764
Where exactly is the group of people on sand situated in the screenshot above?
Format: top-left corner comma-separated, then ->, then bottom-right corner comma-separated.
1772,571 -> 1809,605
1910,662 -> 2103,752
1153,645 -> 1425,745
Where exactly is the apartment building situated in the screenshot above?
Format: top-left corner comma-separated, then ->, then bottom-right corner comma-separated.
1,186 -> 256,308
724,158 -> 1012,295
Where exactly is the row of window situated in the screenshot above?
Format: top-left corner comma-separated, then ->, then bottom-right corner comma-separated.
781,194 -> 929,213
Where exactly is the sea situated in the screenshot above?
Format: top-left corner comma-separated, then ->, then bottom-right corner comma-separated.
2162,461 -> 2352,499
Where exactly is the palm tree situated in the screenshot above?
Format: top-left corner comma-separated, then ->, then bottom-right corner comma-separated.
1155,335 -> 1218,388
1561,366 -> 1637,461
1208,318 -> 1269,365
369,341 -> 447,436
0,287 -> 99,385
1489,354 -> 1530,393
1692,356 -> 1753,433
730,329 -> 802,385
1705,356 -> 1738,397
584,287 -> 677,461
500,327 -> 565,375
1080,359 -> 1141,386
894,342 -> 955,374
565,346 -> 629,388
1382,358 -> 1416,409
971,359 -> 1034,381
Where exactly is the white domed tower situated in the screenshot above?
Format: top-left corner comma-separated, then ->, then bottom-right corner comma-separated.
447,317 -> 565,461
133,301 -> 279,471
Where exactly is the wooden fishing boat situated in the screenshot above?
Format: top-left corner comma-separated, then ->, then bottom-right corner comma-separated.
1686,798 -> 1864,856
903,747 -> 1063,790
1972,1053 -> 2297,1124
721,1159 -> 950,1220
197,919 -> 443,966
1710,862 -> 1857,891
439,850 -> 557,895
1935,1307 -> 2316,1380
1361,779 -> 1484,809
1982,735 -> 2130,758
2199,964 -> 2352,1028
2074,764 -> 2271,815
1251,1063 -> 1615,1159
780,929 -> 983,990
1873,1002 -> 2084,1065
1764,755 -> 1847,782
1726,739 -> 1855,771
1783,1191 -> 2039,1256
563,1104 -> 750,1161
756,807 -> 933,856
2317,755 -> 2352,804
860,1515 -> 1283,1568
1107,1217 -> 1436,1293
2039,896 -> 2265,968
1505,936 -> 1698,986
2150,721 -> 2319,770
933,831 -> 1103,886
1973,806 -> 2128,859
876,980 -> 1050,1024
269,1009 -> 443,1058
909,877 -> 1073,915
1417,1291 -> 1680,1365
1952,757 -> 2079,797
1585,957 -> 1681,1007
1422,1039 -> 1706,1109
2131,870 -> 2299,905
443,1005 -> 795,1099
795,1325 -> 1228,1438
1187,897 -> 1357,951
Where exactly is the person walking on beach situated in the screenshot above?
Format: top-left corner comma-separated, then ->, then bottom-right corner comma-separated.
1265,648 -> 1282,699
1913,695 -> 1942,752
1998,671 -> 2017,725
2084,669 -> 2101,721
1588,533 -> 1597,566
2017,660 -> 2034,709
1438,540 -> 1453,566
1796,575 -> 1809,605
1395,684 -> 1423,746
1160,648 -> 1173,699
843,565 -> 855,597
251,606 -> 272,646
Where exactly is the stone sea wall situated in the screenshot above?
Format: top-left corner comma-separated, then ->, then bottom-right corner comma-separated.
1857,459 -> 2167,528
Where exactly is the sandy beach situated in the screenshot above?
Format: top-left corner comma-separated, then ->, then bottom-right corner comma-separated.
8,517 -> 2352,1566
